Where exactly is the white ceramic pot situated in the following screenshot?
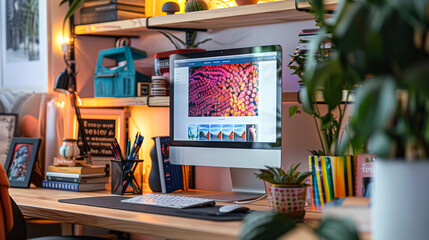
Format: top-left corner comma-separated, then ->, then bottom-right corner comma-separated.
373,160 -> 429,240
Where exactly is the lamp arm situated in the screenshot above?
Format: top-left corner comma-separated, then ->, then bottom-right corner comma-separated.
71,91 -> 91,157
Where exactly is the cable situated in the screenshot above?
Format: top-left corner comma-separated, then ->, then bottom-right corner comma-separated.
232,193 -> 269,204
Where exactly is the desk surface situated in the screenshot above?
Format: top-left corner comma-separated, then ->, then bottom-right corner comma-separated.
10,188 -> 324,240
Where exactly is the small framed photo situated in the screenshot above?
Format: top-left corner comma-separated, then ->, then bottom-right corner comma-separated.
138,82 -> 151,96
5,138 -> 41,188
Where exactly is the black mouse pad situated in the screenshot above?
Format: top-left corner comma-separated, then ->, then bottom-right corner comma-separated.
59,196 -> 252,221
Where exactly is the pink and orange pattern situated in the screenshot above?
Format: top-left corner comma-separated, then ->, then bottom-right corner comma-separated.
188,63 -> 259,117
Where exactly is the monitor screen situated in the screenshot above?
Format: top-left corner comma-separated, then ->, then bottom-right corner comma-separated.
169,45 -> 282,169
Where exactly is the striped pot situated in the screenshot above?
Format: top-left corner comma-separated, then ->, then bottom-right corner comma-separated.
270,185 -> 307,219
308,155 -> 355,210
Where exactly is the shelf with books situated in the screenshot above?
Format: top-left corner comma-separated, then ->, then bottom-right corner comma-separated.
74,0 -> 338,36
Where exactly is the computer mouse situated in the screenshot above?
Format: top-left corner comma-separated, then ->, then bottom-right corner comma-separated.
219,204 -> 250,214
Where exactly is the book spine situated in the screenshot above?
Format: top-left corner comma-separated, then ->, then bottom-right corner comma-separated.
42,180 -> 79,192
80,3 -> 144,14
48,166 -> 84,174
46,176 -> 80,183
81,4 -> 117,13
160,137 -> 183,193
46,172 -> 81,178
155,137 -> 167,193
80,10 -> 118,24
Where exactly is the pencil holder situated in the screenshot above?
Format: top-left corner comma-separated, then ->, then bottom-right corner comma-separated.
111,159 -> 143,195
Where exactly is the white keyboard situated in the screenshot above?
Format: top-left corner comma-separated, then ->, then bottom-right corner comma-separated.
121,194 -> 216,209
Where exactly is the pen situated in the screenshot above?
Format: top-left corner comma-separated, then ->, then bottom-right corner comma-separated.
128,132 -> 139,160
110,143 -> 118,160
126,139 -> 131,158
113,138 -> 124,161
132,135 -> 144,159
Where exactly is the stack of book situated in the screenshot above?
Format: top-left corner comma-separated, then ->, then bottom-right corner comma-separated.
42,165 -> 109,192
80,0 -> 145,25
289,28 -> 332,90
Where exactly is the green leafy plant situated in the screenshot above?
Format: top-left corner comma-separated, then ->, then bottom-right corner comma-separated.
239,211 -> 360,240
255,163 -> 311,187
288,3 -> 358,157
307,0 -> 429,160
159,31 -> 212,49
59,0 -> 84,35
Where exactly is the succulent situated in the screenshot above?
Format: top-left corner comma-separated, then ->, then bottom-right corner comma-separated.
255,163 -> 311,187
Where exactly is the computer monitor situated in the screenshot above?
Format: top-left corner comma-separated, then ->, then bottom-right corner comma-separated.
169,45 -> 282,201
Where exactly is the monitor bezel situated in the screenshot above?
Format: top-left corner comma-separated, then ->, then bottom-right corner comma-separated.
169,45 -> 282,150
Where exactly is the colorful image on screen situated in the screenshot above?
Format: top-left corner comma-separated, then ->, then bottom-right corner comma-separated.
233,124 -> 246,142
188,63 -> 259,117
198,124 -> 210,141
188,124 -> 199,140
210,124 -> 222,141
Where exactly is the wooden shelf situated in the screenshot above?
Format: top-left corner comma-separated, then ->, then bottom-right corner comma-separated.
80,96 -> 169,107
80,93 -> 297,108
75,0 -> 337,36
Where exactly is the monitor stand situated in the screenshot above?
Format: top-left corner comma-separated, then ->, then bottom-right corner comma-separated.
200,168 -> 267,202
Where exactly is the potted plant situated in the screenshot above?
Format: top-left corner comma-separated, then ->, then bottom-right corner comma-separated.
288,1 -> 358,210
255,164 -> 311,219
305,0 -> 429,239
239,211 -> 360,240
155,31 -> 212,76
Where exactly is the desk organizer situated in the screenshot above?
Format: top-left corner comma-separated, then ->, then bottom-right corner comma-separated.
94,46 -> 151,97
111,159 -> 143,195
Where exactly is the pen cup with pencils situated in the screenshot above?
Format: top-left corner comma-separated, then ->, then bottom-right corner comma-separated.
111,159 -> 143,195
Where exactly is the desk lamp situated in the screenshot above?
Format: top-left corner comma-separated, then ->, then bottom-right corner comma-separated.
54,69 -> 92,166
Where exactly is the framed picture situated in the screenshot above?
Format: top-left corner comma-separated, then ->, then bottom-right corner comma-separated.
73,108 -> 127,164
0,114 -> 18,167
5,137 -> 41,188
0,0 -> 48,92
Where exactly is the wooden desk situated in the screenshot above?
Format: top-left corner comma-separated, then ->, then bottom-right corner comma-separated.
9,188 -> 323,240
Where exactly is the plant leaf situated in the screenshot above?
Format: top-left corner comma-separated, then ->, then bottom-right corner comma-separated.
238,212 -> 296,240
316,217 -> 360,240
350,76 -> 397,151
158,31 -> 181,50
193,38 -> 212,48
59,0 -> 69,6
289,105 -> 299,118
62,0 -> 84,35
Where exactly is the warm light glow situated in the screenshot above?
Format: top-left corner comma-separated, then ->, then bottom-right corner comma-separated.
63,36 -> 71,44
207,0 -> 237,9
56,35 -> 64,45
128,107 -> 170,193
56,100 -> 65,108
77,97 -> 82,106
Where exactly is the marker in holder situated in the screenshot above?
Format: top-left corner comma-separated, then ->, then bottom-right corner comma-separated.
111,159 -> 143,195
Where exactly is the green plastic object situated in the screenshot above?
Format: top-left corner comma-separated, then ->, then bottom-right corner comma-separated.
94,46 -> 151,97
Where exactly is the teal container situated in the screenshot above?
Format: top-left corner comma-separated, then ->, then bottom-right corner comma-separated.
94,46 -> 151,97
